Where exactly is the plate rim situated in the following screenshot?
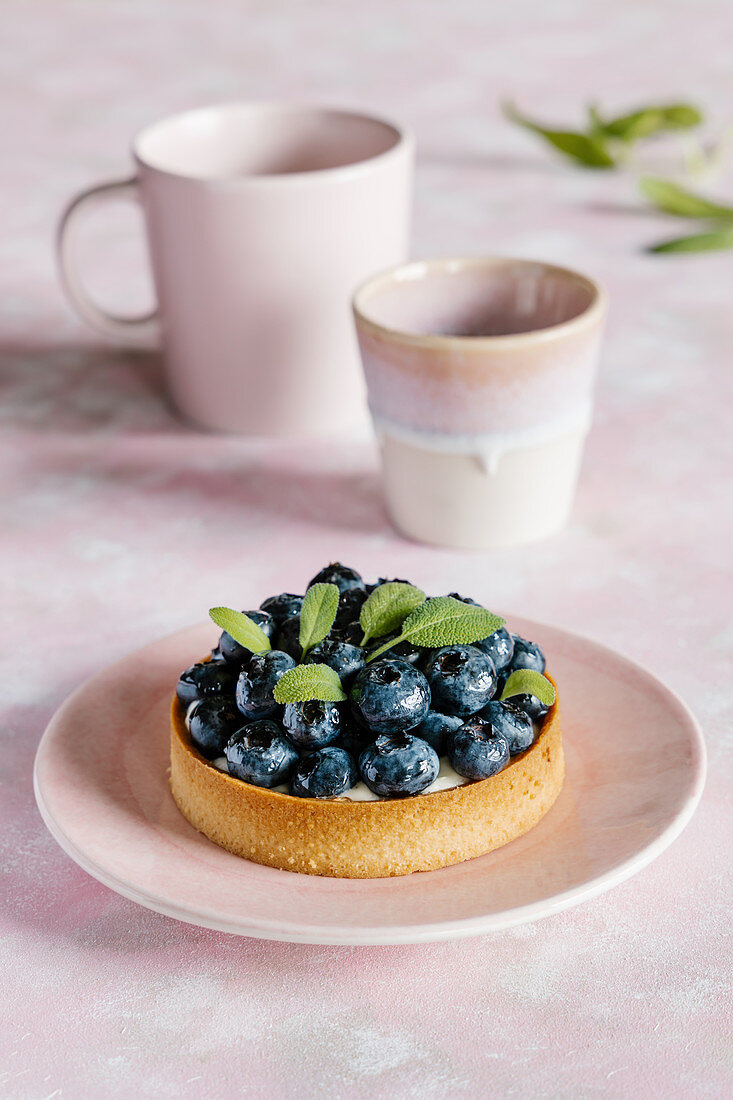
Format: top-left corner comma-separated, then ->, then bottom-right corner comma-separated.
33,618 -> 707,945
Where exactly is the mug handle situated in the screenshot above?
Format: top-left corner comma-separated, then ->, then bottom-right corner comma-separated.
56,178 -> 161,345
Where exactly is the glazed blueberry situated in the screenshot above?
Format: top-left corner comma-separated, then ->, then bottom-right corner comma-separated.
349,659 -> 431,735
188,695 -> 243,759
235,650 -> 295,720
290,746 -> 358,799
282,699 -> 342,749
328,620 -> 364,647
225,720 -> 298,788
424,645 -> 497,717
333,587 -> 368,628
275,615 -> 303,662
506,692 -> 550,724
479,700 -> 535,755
304,639 -> 365,686
359,734 -> 439,797
176,662 -> 236,707
475,627 -> 514,673
413,710 -> 464,755
307,562 -> 366,594
334,711 -> 371,758
509,635 -> 546,674
259,592 -> 303,624
447,718 -> 509,780
218,609 -> 276,663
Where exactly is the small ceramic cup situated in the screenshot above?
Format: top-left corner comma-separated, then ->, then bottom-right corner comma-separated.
57,102 -> 413,436
353,256 -> 607,548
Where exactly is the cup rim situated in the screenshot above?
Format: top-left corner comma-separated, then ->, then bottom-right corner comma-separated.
352,256 -> 607,350
132,101 -> 414,185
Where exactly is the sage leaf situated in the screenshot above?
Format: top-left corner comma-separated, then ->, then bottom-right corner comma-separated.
501,669 -> 556,707
273,663 -> 347,704
640,176 -> 733,220
647,226 -> 733,253
209,607 -> 271,654
299,583 -> 339,655
367,597 -> 506,661
503,101 -> 615,168
598,103 -> 701,142
359,582 -> 426,645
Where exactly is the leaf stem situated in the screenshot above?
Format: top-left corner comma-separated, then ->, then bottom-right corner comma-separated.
365,634 -> 405,663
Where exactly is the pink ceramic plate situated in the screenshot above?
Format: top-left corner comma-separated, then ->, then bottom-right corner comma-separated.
34,618 -> 705,945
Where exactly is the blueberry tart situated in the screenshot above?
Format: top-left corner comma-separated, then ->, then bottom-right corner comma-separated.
170,566 -> 564,877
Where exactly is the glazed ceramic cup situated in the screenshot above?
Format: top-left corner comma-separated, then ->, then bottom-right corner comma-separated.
57,103 -> 413,435
353,257 -> 607,548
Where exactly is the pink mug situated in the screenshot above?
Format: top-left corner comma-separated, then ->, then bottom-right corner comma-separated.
57,103 -> 414,435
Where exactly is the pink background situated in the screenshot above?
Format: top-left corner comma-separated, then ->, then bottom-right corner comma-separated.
2,1 -> 731,1097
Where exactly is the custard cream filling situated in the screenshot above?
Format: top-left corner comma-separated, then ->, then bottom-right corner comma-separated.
208,755 -> 471,800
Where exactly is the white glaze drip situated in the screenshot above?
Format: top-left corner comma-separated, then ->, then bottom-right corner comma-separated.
373,400 -> 593,478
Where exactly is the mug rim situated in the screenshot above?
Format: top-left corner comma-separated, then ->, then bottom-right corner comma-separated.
132,101 -> 414,185
352,256 -> 607,350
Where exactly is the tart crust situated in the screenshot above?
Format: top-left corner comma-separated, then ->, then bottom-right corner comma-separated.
169,675 -> 564,879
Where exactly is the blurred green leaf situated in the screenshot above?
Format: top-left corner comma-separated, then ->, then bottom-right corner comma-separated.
647,226 -> 733,253
503,102 -> 615,168
640,176 -> 733,219
597,103 -> 702,142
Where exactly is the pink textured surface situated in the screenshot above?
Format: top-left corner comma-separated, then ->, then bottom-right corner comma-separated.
2,1 -> 732,1097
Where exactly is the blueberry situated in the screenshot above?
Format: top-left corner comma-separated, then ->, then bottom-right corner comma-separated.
333,587 -> 367,627
447,718 -> 509,779
176,662 -> 236,707
282,699 -> 342,749
188,695 -> 243,759
235,650 -> 295,720
506,693 -> 550,724
334,711 -> 371,758
275,615 -> 303,661
225,720 -> 298,788
413,710 -> 464,755
259,592 -> 303,624
359,734 -> 439,797
290,747 -> 358,799
304,639 -> 365,686
328,620 -> 364,646
475,627 -> 514,672
349,659 -> 431,735
218,609 -> 276,664
478,700 -> 535,755
308,562 -> 365,594
424,645 -> 497,717
510,635 -> 546,674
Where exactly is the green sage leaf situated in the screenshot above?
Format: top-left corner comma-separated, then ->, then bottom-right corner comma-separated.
597,104 -> 701,143
647,226 -> 733,253
208,607 -> 271,654
501,669 -> 556,707
359,582 -> 426,645
273,663 -> 347,704
298,583 -> 340,655
368,597 -> 506,661
640,176 -> 733,220
503,101 -> 615,168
